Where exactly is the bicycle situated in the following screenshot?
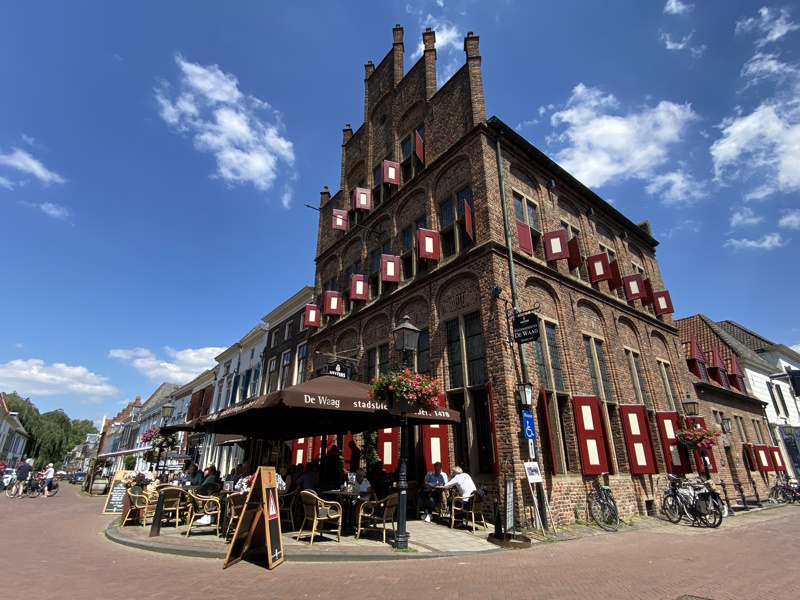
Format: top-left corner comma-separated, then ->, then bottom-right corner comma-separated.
588,473 -> 620,532
5,475 -> 19,498
768,472 -> 800,504
662,474 -> 723,528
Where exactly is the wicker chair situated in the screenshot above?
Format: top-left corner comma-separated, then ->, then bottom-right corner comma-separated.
278,488 -> 298,531
224,493 -> 246,539
157,487 -> 191,528
121,486 -> 153,527
185,490 -> 221,537
355,493 -> 398,543
296,490 -> 342,547
450,492 -> 487,534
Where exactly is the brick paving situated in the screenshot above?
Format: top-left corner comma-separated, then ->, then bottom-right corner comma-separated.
3,484 -> 800,599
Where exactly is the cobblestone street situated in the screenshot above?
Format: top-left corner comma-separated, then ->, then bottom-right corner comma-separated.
3,484 -> 799,600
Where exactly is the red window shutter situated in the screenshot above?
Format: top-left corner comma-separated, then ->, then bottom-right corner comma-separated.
537,385 -> 558,476
420,424 -> 450,474
464,201 -> 474,241
587,253 -> 611,283
349,274 -> 368,300
642,278 -> 654,306
623,274 -> 647,301
619,404 -> 658,475
377,428 -> 399,472
380,255 -> 400,283
323,291 -> 343,316
544,230 -> 570,261
753,444 -> 774,471
572,396 -> 609,476
415,130 -> 424,164
770,446 -> 787,472
609,259 -> 623,290
517,220 -> 533,255
742,443 -> 757,471
352,187 -> 371,211
484,381 -> 500,476
684,416 -> 718,473
382,160 -> 400,186
567,236 -> 583,271
730,353 -> 744,377
689,336 -> 705,362
332,209 -> 348,231
416,228 -> 440,261
303,304 -> 320,328
653,290 -> 674,315
655,411 -> 692,474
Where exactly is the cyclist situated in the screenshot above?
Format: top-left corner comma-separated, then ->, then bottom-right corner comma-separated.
14,459 -> 33,498
41,463 -> 55,498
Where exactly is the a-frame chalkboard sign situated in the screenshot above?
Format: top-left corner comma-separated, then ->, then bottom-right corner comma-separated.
223,466 -> 284,570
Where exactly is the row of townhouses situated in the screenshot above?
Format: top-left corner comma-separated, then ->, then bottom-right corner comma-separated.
94,26 -> 800,525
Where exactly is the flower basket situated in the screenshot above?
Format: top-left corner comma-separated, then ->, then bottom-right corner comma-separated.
368,369 -> 442,414
676,426 -> 721,450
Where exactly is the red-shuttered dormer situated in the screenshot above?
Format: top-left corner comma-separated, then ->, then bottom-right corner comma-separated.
728,353 -> 746,392
686,336 -> 709,382
708,347 -> 730,389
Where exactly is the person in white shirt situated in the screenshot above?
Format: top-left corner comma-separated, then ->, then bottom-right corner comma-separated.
42,463 -> 55,498
353,468 -> 373,500
443,466 -> 476,507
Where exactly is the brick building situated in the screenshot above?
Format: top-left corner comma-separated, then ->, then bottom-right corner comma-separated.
304,25 -> 706,525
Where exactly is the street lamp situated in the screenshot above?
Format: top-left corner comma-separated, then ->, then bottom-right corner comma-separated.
391,315 -> 420,550
517,381 -> 533,406
154,401 -> 175,481
681,394 -> 710,480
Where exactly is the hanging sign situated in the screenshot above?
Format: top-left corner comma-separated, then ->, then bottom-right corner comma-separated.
324,360 -> 351,379
512,313 -> 540,344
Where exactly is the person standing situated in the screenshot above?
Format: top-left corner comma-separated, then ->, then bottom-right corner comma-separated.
14,460 -> 33,498
42,463 -> 55,498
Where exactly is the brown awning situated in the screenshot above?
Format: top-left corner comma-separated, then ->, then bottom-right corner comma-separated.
201,375 -> 460,439
160,417 -> 204,435
214,434 -> 248,447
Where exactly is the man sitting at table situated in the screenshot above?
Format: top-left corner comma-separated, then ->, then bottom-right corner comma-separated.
442,466 -> 476,507
418,461 -> 448,522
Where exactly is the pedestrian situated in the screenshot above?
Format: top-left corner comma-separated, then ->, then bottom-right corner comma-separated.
15,459 -> 33,498
41,463 -> 55,497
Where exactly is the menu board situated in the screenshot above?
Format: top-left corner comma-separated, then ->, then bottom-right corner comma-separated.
103,471 -> 128,515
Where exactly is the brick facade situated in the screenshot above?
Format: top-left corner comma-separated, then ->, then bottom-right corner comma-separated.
306,26 -> 707,527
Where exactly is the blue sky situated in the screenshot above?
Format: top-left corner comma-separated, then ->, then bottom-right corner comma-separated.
2,1 -> 799,426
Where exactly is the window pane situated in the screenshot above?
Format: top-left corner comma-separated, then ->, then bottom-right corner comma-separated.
513,193 -> 524,222
379,344 -> 389,376
440,199 -> 454,228
546,323 -> 565,392
526,203 -> 539,230
371,250 -> 381,273
416,216 -> 427,230
457,186 -> 472,217
584,337 -> 600,397
633,352 -> 649,408
595,341 -> 614,402
367,349 -> 377,379
402,137 -> 412,160
417,330 -> 430,375
532,336 -> 550,389
402,227 -> 413,253
446,318 -> 463,389
373,165 -> 382,185
464,311 -> 486,385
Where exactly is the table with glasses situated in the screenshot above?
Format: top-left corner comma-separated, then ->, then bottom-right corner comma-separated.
321,488 -> 370,533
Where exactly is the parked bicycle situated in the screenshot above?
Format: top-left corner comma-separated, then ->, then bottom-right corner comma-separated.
588,473 -> 620,532
662,474 -> 723,528
4,474 -> 19,498
768,472 -> 800,504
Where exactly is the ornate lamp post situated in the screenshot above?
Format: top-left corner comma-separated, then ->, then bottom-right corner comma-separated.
154,401 -> 175,481
681,395 -> 710,480
391,315 -> 420,550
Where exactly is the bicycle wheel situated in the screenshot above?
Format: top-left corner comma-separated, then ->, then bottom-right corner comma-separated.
27,484 -> 40,498
699,502 -> 723,528
590,496 -> 620,532
5,482 -> 19,498
47,483 -> 59,497
662,493 -> 682,523
769,486 -> 790,504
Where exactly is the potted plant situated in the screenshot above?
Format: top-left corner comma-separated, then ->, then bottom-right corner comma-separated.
368,369 -> 442,414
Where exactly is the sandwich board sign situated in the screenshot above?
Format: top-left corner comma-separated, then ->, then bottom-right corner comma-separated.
103,471 -> 128,515
223,466 -> 284,570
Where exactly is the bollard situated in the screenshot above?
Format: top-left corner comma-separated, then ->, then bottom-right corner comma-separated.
718,480 -> 734,516
149,491 -> 165,538
493,498 -> 503,540
734,482 -> 749,510
750,479 -> 762,508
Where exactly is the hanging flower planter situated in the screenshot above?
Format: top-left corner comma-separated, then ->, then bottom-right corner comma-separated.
368,369 -> 442,414
676,426 -> 721,450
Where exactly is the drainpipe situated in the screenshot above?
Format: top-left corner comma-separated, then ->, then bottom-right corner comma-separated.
495,135 -> 529,384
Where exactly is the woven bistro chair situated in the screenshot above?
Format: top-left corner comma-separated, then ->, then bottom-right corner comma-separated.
450,491 -> 487,534
224,493 -> 247,539
278,488 -> 298,531
296,490 -> 342,547
185,490 -> 222,537
121,486 -> 153,527
355,493 -> 398,543
158,487 -> 191,528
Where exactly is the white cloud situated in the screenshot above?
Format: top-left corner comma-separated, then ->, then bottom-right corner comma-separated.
20,134 -> 35,146
741,52 -> 798,86
645,170 -> 706,205
410,16 -> 462,60
736,7 -> 799,48
0,359 -> 118,397
792,344 -> 800,354
724,233 -> 788,250
729,206 -> 763,228
109,345 -> 225,384
0,175 -> 13,190
0,148 -> 65,186
664,0 -> 693,16
547,84 -> 698,191
778,208 -> 800,229
39,202 -> 71,221
660,31 -> 705,57
155,54 -> 295,201
515,119 -> 539,131
659,219 -> 702,239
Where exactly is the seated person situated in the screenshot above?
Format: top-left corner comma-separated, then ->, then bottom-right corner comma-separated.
295,462 -> 319,492
443,466 -> 476,507
184,463 -> 203,486
234,461 -> 251,485
418,461 -> 448,521
278,464 -> 293,494
200,464 -> 221,492
352,468 -> 373,502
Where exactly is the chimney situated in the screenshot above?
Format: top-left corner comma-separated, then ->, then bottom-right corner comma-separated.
423,27 -> 437,100
463,31 -> 485,125
342,123 -> 353,190
320,185 -> 331,207
393,24 -> 404,87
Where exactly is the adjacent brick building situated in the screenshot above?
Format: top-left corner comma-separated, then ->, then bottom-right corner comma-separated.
304,25 -> 727,525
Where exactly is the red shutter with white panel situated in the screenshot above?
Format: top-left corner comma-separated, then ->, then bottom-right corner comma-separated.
742,443 -> 757,471
623,274 -> 647,301
517,220 -> 533,255
332,209 -> 348,231
572,396 -> 609,476
352,187 -> 372,211
609,260 -> 623,290
323,291 -> 342,316
420,424 -> 450,474
655,411 -> 692,474
349,274 -> 368,301
770,446 -> 787,472
753,444 -> 774,471
382,160 -> 400,186
567,236 -> 583,272
642,278 -> 654,306
653,290 -> 674,315
544,230 -> 570,261
380,255 -> 400,283
587,253 -> 611,283
684,416 -> 718,473
303,304 -> 320,328
619,404 -> 658,475
416,229 -> 440,261
377,427 -> 398,472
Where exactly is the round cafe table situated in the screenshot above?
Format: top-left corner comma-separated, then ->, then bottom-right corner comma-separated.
321,489 -> 367,533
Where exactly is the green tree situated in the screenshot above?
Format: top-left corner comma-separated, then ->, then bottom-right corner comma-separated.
67,419 -> 99,450
33,410 -> 70,468
123,455 -> 136,470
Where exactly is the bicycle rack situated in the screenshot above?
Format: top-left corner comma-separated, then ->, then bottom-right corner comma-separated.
733,482 -> 749,510
718,479 -> 734,515
749,478 -> 763,508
